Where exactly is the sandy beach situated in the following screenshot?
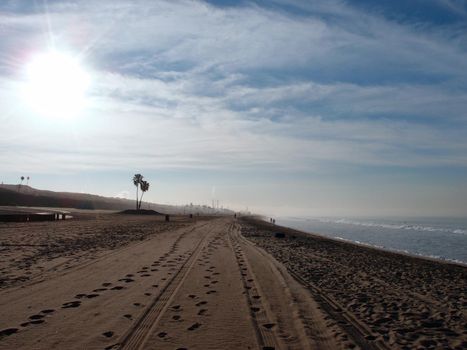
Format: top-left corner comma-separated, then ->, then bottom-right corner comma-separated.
0,213 -> 466,349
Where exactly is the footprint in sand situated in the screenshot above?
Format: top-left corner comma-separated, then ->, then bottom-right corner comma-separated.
30,320 -> 45,325
86,293 -> 100,299
93,288 -> 107,292
171,305 -> 182,311
0,328 -> 18,338
111,286 -> 125,290
102,282 -> 112,287
251,307 -> 260,312
123,314 -> 132,320
62,301 -> 81,309
133,303 -> 142,307
188,294 -> 197,299
195,301 -> 207,307
157,332 -> 167,338
262,323 -> 276,329
29,314 -> 45,320
187,323 -> 201,331
75,293 -> 87,299
102,331 -> 114,338
41,309 -> 55,314
206,290 -> 217,295
152,284 -> 159,288
253,295 -> 261,300
144,293 -> 152,296
197,309 -> 207,316
172,315 -> 182,321
119,278 -> 135,283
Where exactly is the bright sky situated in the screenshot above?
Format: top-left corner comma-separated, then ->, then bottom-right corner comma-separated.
1,0 -> 467,217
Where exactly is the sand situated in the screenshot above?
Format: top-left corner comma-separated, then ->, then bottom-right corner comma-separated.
0,213 -> 465,349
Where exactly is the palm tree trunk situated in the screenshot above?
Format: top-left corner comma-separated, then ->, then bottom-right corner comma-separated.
139,193 -> 145,210
136,187 -> 139,210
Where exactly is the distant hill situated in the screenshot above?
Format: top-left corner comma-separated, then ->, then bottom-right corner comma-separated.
0,184 -> 136,210
0,184 -> 234,215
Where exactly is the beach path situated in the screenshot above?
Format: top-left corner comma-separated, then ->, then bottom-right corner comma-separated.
0,217 -> 342,350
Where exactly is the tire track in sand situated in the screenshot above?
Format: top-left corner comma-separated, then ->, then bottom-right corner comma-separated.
113,223 -> 214,350
228,224 -> 280,350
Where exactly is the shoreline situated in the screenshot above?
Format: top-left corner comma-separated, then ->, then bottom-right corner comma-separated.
241,216 -> 467,349
253,216 -> 467,268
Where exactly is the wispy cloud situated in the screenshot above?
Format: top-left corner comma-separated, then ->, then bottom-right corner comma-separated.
1,0 -> 466,176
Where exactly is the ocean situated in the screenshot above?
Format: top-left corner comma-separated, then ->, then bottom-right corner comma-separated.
277,216 -> 467,265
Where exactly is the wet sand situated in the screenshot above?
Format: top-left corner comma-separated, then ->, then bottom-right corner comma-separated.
0,213 -> 465,349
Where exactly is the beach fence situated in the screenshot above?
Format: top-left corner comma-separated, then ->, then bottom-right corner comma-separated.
0,212 -> 68,222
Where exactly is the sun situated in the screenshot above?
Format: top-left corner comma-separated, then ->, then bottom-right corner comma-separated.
23,51 -> 90,119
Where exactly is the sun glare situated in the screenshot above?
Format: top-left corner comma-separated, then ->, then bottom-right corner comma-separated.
23,51 -> 90,119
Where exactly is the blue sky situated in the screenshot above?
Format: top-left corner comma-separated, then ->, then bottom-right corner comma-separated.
1,0 -> 466,216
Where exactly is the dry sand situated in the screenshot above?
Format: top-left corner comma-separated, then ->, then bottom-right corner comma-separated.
0,213 -> 465,349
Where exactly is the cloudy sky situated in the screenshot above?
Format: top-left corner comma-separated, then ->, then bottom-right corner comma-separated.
1,0 -> 467,216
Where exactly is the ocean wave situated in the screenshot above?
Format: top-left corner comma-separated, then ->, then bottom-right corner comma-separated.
334,236 -> 467,266
312,218 -> 467,235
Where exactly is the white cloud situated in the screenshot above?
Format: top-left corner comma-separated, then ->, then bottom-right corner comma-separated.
0,0 -> 466,177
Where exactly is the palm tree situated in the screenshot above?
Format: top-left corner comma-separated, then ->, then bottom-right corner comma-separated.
133,174 -> 143,210
26,176 -> 30,186
19,176 -> 25,192
139,180 -> 150,210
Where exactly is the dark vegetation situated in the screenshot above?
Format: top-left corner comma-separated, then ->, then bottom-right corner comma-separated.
0,185 -> 133,210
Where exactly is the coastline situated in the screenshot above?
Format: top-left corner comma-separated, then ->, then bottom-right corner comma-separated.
241,216 -> 467,349
256,216 -> 467,268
